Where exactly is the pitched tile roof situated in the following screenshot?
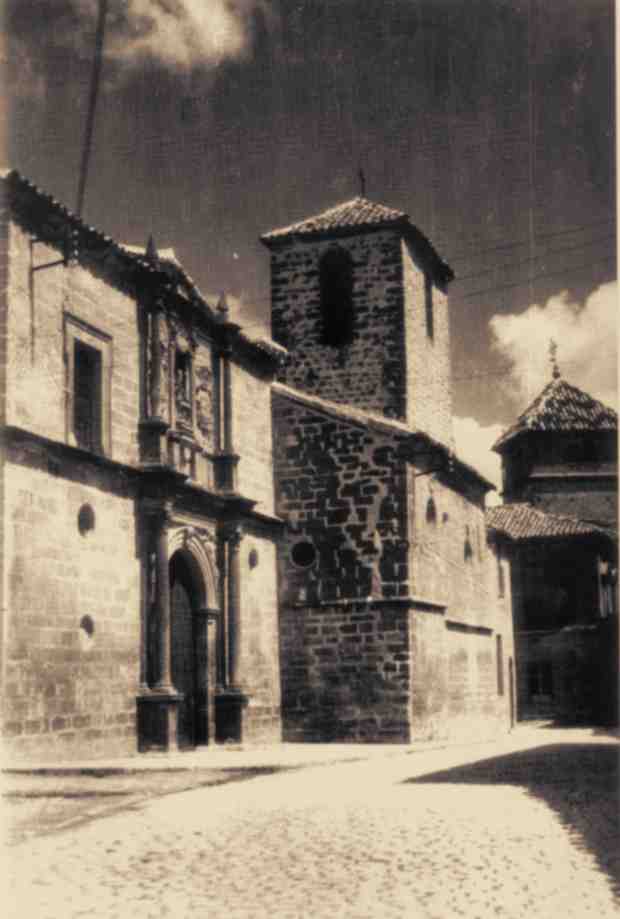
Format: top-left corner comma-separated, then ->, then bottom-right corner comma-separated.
261,197 -> 408,241
261,196 -> 454,285
493,377 -> 617,451
486,502 -> 613,542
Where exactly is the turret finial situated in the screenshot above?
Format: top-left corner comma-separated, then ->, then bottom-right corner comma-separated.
358,166 -> 366,198
549,338 -> 561,379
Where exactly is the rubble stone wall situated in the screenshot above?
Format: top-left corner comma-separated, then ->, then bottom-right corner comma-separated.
270,229 -> 408,420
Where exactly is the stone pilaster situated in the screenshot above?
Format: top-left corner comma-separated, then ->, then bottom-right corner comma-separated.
193,607 -> 219,745
137,500 -> 182,752
215,523 -> 249,742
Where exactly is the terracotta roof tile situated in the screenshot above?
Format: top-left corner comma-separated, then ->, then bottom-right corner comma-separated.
494,378 -> 617,451
486,502 -> 612,541
261,197 -> 408,241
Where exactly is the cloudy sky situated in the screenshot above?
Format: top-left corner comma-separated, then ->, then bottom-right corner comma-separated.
3,0 -> 616,489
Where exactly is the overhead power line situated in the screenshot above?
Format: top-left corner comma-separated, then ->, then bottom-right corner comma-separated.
454,233 -> 615,285
457,255 -> 615,301
447,216 -> 615,262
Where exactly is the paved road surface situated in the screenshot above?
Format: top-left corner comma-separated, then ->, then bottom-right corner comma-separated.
3,731 -> 618,918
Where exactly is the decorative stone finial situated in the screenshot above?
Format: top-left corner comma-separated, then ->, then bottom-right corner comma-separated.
216,292 -> 229,319
146,234 -> 158,263
549,339 -> 561,379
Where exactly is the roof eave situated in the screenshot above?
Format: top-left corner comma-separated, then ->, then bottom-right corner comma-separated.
260,217 -> 408,249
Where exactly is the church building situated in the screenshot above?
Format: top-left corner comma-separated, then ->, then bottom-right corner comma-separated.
0,171 -> 515,761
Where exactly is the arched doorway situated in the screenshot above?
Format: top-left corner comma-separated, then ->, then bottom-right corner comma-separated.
169,549 -> 206,749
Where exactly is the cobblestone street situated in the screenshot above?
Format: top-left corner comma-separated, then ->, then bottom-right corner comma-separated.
2,728 -> 618,918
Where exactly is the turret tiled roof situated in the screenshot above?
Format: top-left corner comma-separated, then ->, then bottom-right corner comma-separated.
493,378 -> 617,451
261,196 -> 454,285
486,502 -> 614,542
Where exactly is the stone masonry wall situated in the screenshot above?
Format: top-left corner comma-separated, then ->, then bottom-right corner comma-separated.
238,530 -> 282,743
0,197 -> 9,710
401,239 -> 453,447
232,362 -> 275,515
273,389 -> 412,741
407,467 -> 514,739
522,479 -> 618,529
278,601 -> 411,742
272,390 -> 409,606
2,458 -> 140,761
409,610 -> 512,742
408,467 -> 493,627
270,230 -> 407,420
6,221 -> 141,466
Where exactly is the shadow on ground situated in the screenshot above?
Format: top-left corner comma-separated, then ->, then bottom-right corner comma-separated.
405,743 -> 619,898
2,766 -> 293,844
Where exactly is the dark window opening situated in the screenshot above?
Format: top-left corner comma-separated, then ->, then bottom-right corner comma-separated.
425,275 -> 434,339
496,635 -> 504,696
320,248 -> 355,348
78,503 -> 95,535
80,614 -> 95,637
426,496 -> 437,524
564,437 -> 597,464
527,660 -> 553,697
74,340 -> 102,452
464,527 -> 473,562
291,540 -> 317,569
498,556 -> 505,598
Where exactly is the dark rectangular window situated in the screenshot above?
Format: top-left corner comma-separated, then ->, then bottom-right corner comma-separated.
496,635 -> 504,696
425,275 -> 434,339
74,340 -> 102,451
527,660 -> 553,697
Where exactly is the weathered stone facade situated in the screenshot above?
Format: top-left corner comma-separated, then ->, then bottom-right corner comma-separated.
1,177 -> 517,760
272,386 -> 514,743
0,171 -> 284,760
264,188 -> 516,745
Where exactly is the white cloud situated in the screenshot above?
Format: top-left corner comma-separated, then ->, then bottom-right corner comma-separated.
106,0 -> 257,71
453,416 -> 503,504
10,0 -> 270,90
489,282 -> 618,410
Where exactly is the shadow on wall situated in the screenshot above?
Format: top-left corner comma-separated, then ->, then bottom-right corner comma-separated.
404,743 -> 620,899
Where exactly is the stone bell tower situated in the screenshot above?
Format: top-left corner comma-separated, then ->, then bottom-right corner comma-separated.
261,195 -> 455,447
